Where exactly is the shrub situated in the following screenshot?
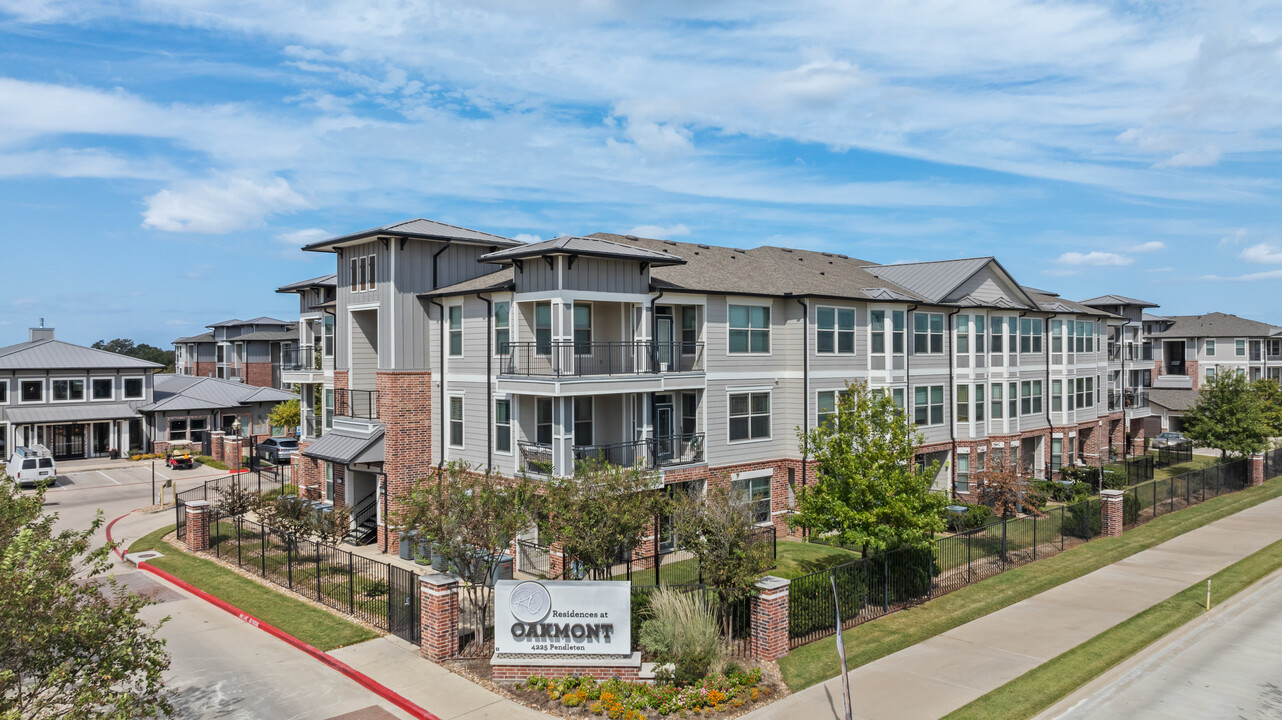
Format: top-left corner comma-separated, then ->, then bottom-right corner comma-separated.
639,588 -> 726,686
1063,498 -> 1101,539
958,504 -> 991,530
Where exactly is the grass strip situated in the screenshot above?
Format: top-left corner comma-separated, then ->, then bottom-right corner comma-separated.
942,536 -> 1282,720
778,475 -> 1282,691
129,524 -> 378,651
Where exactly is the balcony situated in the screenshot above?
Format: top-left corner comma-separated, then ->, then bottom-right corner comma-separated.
501,341 -> 705,378
303,414 -> 324,439
282,344 -> 321,372
519,433 -> 706,477
334,389 -> 378,420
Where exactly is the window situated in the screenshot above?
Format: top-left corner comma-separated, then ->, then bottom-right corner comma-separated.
890,388 -> 905,411
817,390 -> 849,427
168,418 -> 188,441
1206,366 -> 1216,380
1236,339 -> 1246,357
1020,380 -> 1043,415
1009,381 -> 1018,418
817,307 -> 855,354
448,305 -> 463,357
91,378 -> 113,401
573,397 -> 593,446
537,398 -> 553,445
1051,320 -> 1063,353
573,304 -> 592,354
956,315 -> 970,354
892,310 -> 905,353
682,392 -> 698,436
975,315 -> 986,353
732,474 -> 772,524
956,454 -> 970,493
535,302 -> 552,355
914,385 -> 944,426
1053,379 -> 1063,412
325,389 -> 334,429
0,380 -> 6,404
51,379 -> 84,402
325,463 -> 334,502
1009,319 -> 1018,356
681,307 -> 698,354
871,310 -> 886,353
367,254 -> 376,291
1269,339 -> 1281,356
350,257 -> 358,291
189,417 -> 207,438
323,314 -> 335,357
990,383 -> 1003,419
494,302 -> 510,356
991,317 -> 1004,353
975,383 -> 985,422
1020,318 -> 1044,353
0,426 -> 6,457
729,304 -> 770,354
729,392 -> 770,441
1205,339 -> 1215,357
913,313 -> 944,354
1051,438 -> 1063,469
976,448 -> 986,474
956,384 -> 969,422
448,396 -> 464,448
20,379 -> 43,403
495,399 -> 511,453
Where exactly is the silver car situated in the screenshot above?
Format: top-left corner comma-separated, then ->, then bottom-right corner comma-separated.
1151,431 -> 1187,449
256,437 -> 299,464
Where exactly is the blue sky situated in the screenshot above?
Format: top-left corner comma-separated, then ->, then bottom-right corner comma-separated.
3,0 -> 1281,348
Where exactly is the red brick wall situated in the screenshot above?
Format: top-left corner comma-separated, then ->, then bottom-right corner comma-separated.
243,362 -> 275,389
1186,360 -> 1200,391
195,361 -> 216,378
663,458 -> 804,537
750,579 -> 790,661
490,664 -> 641,683
293,441 -> 324,501
333,464 -> 347,509
376,371 -> 433,553
419,576 -> 459,662
334,370 -> 349,393
1128,417 -> 1148,454
1101,490 -> 1123,536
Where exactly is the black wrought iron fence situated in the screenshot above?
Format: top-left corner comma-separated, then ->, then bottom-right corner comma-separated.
630,584 -> 752,658
1154,441 -> 1194,467
552,525 -> 777,586
1122,458 -> 1247,530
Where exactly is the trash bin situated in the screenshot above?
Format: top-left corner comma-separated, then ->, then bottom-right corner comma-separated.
398,531 -> 413,561
487,554 -> 514,587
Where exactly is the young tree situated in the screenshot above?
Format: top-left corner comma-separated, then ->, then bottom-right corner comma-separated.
215,478 -> 258,539
314,505 -> 354,547
254,493 -> 316,554
395,462 -> 536,640
973,450 -> 1043,519
792,380 -> 948,553
669,485 -> 774,636
539,458 -> 667,579
1253,378 -> 1282,439
268,398 -> 301,434
1185,372 -> 1271,458
0,483 -> 171,719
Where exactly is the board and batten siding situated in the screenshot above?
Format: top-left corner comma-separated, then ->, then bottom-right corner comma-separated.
562,257 -> 650,294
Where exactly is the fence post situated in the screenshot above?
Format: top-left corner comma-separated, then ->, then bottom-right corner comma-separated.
1101,489 -> 1124,537
1001,517 -> 1008,568
260,523 -> 266,576
184,500 -> 212,551
1059,506 -> 1064,551
928,552 -> 934,599
420,573 -> 461,662
1033,514 -> 1038,561
883,555 -> 889,613
316,545 -> 323,601
348,553 -> 355,615
966,532 -> 972,584
287,534 -> 294,590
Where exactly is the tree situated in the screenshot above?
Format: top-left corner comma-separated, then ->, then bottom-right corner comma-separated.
92,339 -> 174,372
792,380 -> 948,553
0,482 -> 171,719
1184,372 -> 1271,458
254,493 -> 316,554
215,478 -> 258,539
1253,378 -> 1282,439
395,463 -> 536,641
973,450 -> 1043,519
268,399 -> 301,433
539,458 -> 667,579
314,506 -> 354,547
669,485 -> 774,636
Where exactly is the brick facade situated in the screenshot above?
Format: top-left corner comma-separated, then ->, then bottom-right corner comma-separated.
243,361 -> 275,389
210,431 -> 225,463
1128,417 -> 1147,455
376,371 -> 433,554
663,458 -> 804,537
334,369 -> 349,393
419,573 -> 460,662
224,437 -> 245,471
750,576 -> 790,661
1101,489 -> 1123,537
294,440 -> 325,501
1251,453 -> 1265,487
490,662 -> 641,683
194,361 -> 215,378
185,500 -> 212,550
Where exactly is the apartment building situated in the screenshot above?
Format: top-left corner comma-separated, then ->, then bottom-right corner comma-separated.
276,274 -> 337,438
289,218 -> 1143,552
173,317 -> 298,388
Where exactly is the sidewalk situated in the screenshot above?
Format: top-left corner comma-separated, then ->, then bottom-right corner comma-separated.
742,493 -> 1282,720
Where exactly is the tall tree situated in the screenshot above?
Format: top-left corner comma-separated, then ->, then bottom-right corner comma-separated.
93,338 -> 175,372
539,458 -> 666,579
1253,378 -> 1282,439
1184,372 -> 1271,458
0,483 -> 171,719
792,380 -> 948,552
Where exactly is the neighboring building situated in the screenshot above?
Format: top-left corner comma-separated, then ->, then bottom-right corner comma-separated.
1079,294 -> 1159,457
174,318 -> 298,388
0,326 -> 162,459
290,218 -> 1136,554
276,274 -> 337,439
139,374 -> 298,452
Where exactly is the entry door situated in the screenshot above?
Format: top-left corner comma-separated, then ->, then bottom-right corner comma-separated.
655,311 -> 674,370
52,425 -> 85,459
1165,341 -> 1185,375
655,398 -> 674,462
92,422 -> 111,455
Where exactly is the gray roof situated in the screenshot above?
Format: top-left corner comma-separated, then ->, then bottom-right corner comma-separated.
479,236 -> 687,266
173,332 -> 215,344
207,317 -> 291,328
1147,389 -> 1197,412
0,339 -> 163,371
1143,312 -> 1170,322
302,218 -> 519,253
3,403 -> 141,424
1027,292 -> 1115,318
140,375 -> 296,413
420,269 -> 515,298
302,428 -> 385,464
276,274 -> 338,293
1079,294 -> 1159,308
1148,312 -> 1280,339
225,328 -> 299,343
859,257 -> 1047,310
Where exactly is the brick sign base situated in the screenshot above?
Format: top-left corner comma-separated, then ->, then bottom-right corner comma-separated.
490,652 -> 643,683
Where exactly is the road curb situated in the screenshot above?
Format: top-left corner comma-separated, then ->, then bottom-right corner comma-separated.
107,512 -> 441,720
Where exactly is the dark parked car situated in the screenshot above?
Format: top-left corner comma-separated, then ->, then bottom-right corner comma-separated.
257,437 -> 299,464
1151,431 -> 1187,449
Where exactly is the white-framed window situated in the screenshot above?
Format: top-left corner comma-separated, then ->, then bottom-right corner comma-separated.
495,399 -> 512,454
1236,339 -> 1246,357
956,384 -> 969,422
168,418 -> 188,441
681,307 -> 698,354
367,254 -> 376,291
1051,319 -> 1063,353
870,310 -> 887,354
1020,380 -> 1043,415
573,303 -> 592,354
817,306 -> 855,354
728,391 -> 771,442
448,395 -> 464,448
535,302 -> 552,355
956,315 -> 970,355
0,379 -> 8,405
51,378 -> 85,402
19,379 -> 44,403
536,397 -> 553,445
817,389 -> 849,427
448,304 -> 464,357
91,377 -> 113,401
494,301 -> 511,356
728,304 -> 770,354
573,396 -> 593,446
913,312 -> 944,354
1268,339 -> 1281,356
1052,379 -> 1063,412
990,382 -> 1003,419
890,387 -> 905,411
1051,438 -> 1063,469
1206,366 -> 1216,381
732,472 -> 772,524
956,453 -> 970,493
189,417 -> 207,439
990,316 -> 1004,353
975,383 -> 985,422
323,314 -> 335,357
1008,381 -> 1018,418
325,462 -> 334,501
350,257 -> 358,291
914,385 -> 944,426
325,389 -> 334,429
1020,318 -> 1044,354
123,377 -> 144,399
974,315 -> 986,353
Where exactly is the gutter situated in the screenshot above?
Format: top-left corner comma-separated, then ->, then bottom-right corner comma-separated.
793,296 -> 810,522
1044,313 -> 1058,479
477,292 -> 493,473
946,308 -> 961,501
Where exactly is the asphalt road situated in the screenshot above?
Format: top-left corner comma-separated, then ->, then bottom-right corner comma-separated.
1050,569 -> 1282,720
35,464 -> 415,720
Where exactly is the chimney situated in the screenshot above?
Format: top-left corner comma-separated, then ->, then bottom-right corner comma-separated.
29,321 -> 54,342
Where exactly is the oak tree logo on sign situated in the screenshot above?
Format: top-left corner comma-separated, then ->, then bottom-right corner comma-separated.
509,581 -> 551,624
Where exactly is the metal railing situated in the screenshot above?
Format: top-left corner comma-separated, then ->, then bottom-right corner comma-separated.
1124,390 -> 1149,409
550,525 -> 777,589
302,415 -> 324,438
334,389 -> 378,419
518,441 -> 554,476
523,433 -> 707,476
282,344 -> 320,372
1154,440 -> 1193,467
501,341 -> 705,377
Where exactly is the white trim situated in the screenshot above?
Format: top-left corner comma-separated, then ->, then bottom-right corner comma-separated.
726,298 -> 774,358
346,301 -> 380,311
726,388 -> 772,444
493,299 -> 511,359
730,468 -> 774,482
447,393 -> 465,450
446,301 -> 465,359
814,304 -> 857,356
17,378 -> 45,404
494,397 -> 513,456
513,290 -> 653,304
121,375 -> 146,400
89,376 -> 115,402
48,376 -> 88,403
0,378 -> 8,406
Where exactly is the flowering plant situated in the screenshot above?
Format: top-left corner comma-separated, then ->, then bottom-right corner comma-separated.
519,666 -> 766,716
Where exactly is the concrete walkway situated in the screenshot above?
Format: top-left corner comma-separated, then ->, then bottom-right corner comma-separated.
742,493 -> 1282,720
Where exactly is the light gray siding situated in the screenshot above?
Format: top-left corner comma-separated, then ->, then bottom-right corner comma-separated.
563,257 -> 649,294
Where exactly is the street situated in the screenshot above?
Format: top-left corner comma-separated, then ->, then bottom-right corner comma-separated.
37,463 -> 416,720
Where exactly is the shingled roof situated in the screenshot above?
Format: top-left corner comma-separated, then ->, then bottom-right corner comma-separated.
1148,312 -> 1280,339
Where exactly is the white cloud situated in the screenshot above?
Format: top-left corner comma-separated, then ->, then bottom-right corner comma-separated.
1199,269 -> 1282,282
276,228 -> 330,247
1154,146 -> 1221,169
1240,243 -> 1282,264
1220,229 -> 1249,246
513,233 -> 543,245
143,176 -> 309,233
627,224 -> 690,239
1056,251 -> 1133,267
1126,241 -> 1165,252
1145,266 -> 1174,273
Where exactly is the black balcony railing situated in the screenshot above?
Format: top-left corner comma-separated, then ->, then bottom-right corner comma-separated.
521,433 -> 707,477
1125,390 -> 1149,409
501,341 -> 704,377
518,441 -> 554,476
334,389 -> 378,419
282,344 -> 320,372
303,415 -> 324,438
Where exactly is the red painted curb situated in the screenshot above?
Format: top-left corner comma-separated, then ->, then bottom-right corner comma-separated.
105,513 -> 129,560
107,514 -> 441,720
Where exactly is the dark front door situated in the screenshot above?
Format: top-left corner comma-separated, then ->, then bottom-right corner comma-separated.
51,424 -> 86,459
1165,341 -> 1186,375
92,422 -> 111,455
654,397 -> 674,462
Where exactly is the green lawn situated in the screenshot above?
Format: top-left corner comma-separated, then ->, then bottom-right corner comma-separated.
129,525 -> 378,651
615,538 -> 863,584
777,475 -> 1282,691
1153,454 -> 1220,481
943,536 -> 1282,720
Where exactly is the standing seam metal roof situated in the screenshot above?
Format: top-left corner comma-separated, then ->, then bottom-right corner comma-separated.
302,218 -> 520,252
0,339 -> 164,370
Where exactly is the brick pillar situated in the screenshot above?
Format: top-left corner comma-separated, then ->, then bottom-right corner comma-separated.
376,371 -> 433,553
293,442 -> 323,501
1128,419 -> 1147,455
1251,453 -> 1265,487
751,576 -> 791,661
185,500 -> 212,551
224,437 -> 244,471
1101,489 -> 1124,537
210,431 -> 226,463
420,573 -> 460,662
548,542 -> 566,579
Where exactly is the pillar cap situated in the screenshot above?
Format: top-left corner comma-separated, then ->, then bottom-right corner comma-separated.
1101,489 -> 1124,498
756,575 -> 791,591
421,572 -> 461,587
186,499 -> 212,509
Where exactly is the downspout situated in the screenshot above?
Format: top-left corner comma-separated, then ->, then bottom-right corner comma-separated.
430,298 -> 447,477
1119,317 -> 1132,462
947,308 -> 961,501
477,292 -> 493,473
431,244 -> 449,290
1044,313 -> 1058,479
794,296 -> 809,527
647,289 -> 665,462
